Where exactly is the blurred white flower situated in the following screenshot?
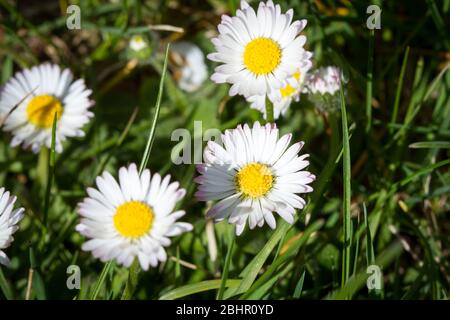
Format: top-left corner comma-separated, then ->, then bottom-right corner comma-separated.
0,187 -> 25,266
305,66 -> 343,95
171,42 -> 208,92
129,35 -> 148,52
76,164 -> 192,271
0,63 -> 94,153
195,122 -> 315,236
247,50 -> 313,119
207,0 -> 308,99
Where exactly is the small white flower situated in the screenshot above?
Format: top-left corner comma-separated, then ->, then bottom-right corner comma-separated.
0,187 -> 25,266
76,164 -> 193,271
0,63 -> 94,153
208,0 -> 308,98
195,122 -> 315,235
305,66 -> 343,96
129,35 -> 148,52
247,50 -> 313,119
171,42 -> 208,92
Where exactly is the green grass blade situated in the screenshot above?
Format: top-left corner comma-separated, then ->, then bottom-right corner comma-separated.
217,229 -> 235,300
0,267 -> 13,299
409,141 -> 450,149
340,82 -> 352,288
159,280 -> 241,300
393,159 -> 450,190
241,219 -> 324,299
425,0 -> 449,49
139,43 -> 171,174
328,241 -> 402,299
224,220 -> 290,298
352,224 -> 360,276
365,29 -> 374,133
293,269 -> 306,299
28,247 -> 46,300
122,43 -> 171,300
390,46 -> 410,134
90,261 -> 113,300
363,203 -> 375,266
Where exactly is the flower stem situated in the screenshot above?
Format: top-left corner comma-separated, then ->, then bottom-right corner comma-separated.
265,98 -> 274,123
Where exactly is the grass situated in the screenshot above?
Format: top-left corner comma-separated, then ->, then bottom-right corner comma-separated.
0,0 -> 449,300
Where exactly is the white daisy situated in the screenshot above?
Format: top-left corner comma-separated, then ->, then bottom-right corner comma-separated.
195,122 -> 315,235
305,65 -> 343,96
247,49 -> 313,119
76,163 -> 193,271
129,35 -> 148,52
0,187 -> 25,266
0,63 -> 94,153
171,41 -> 208,92
207,0 -> 308,98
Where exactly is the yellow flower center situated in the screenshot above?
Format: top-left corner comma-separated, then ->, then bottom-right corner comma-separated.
133,35 -> 143,43
293,71 -> 301,80
280,84 -> 296,98
235,163 -> 274,198
113,201 -> 154,238
280,71 -> 302,98
243,38 -> 281,75
26,95 -> 63,128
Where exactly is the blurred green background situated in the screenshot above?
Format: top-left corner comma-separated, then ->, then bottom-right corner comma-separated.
0,0 -> 449,300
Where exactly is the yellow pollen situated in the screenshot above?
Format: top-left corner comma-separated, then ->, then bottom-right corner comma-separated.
26,95 -> 63,128
133,35 -> 143,43
113,201 -> 154,238
236,163 -> 273,198
280,84 -> 296,98
280,71 -> 302,98
243,38 -> 281,75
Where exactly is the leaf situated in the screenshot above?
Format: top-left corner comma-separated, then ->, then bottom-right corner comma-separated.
409,141 -> 450,149
340,81 -> 352,288
328,241 -> 403,299
217,228 -> 235,300
223,220 -> 291,299
0,267 -> 13,299
159,280 -> 241,300
293,269 -> 306,299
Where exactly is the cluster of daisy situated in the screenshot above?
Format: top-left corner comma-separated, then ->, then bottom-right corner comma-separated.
0,0 -> 345,271
207,1 -> 344,118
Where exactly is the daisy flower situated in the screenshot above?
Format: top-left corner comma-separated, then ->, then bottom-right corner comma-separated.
0,187 -> 25,266
207,0 -> 308,98
0,63 -> 94,153
76,164 -> 193,270
247,49 -> 313,119
305,65 -> 343,96
171,42 -> 208,92
129,35 -> 148,52
195,122 -> 315,235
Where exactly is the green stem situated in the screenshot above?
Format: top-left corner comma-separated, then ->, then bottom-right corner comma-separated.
265,98 -> 274,123
340,84 -> 352,290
